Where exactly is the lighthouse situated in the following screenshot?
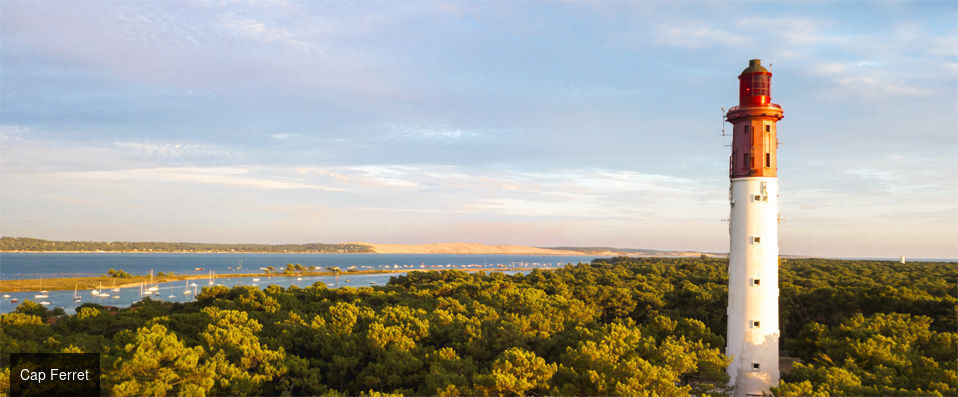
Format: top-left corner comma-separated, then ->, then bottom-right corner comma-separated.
725,59 -> 783,396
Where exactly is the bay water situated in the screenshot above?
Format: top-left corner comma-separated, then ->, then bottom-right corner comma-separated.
0,253 -> 596,313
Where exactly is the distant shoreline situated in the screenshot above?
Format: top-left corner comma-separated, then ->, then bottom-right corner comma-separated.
0,237 -> 721,257
0,250 -> 724,258
0,250 -> 595,255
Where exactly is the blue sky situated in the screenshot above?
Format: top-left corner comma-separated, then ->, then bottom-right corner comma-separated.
1,1 -> 955,258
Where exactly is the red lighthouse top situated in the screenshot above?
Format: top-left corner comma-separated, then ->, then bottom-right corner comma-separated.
739,59 -> 772,107
727,59 -> 783,179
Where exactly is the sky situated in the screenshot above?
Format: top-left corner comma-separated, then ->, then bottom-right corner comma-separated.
1,1 -> 956,258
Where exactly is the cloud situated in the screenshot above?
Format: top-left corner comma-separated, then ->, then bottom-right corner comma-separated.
384,124 -> 520,143
113,142 -> 233,159
928,35 -> 958,56
47,167 -> 342,190
218,14 -> 309,49
735,16 -> 838,48
810,62 -> 936,99
388,124 -> 479,141
0,125 -> 31,143
654,23 -> 750,48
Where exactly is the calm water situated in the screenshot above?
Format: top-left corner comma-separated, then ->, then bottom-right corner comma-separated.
0,253 -> 594,280
0,253 -> 595,313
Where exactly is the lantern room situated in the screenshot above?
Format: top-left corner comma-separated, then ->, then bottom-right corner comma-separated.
727,59 -> 783,178
739,59 -> 772,107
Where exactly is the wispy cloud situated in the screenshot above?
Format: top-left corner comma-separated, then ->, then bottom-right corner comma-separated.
654,23 -> 750,48
0,125 -> 31,143
113,142 -> 233,159
47,167 -> 342,191
735,16 -> 838,48
384,124 -> 519,143
811,62 -> 936,99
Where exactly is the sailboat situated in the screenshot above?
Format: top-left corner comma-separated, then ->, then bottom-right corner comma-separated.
35,280 -> 49,299
183,280 -> 192,295
147,270 -> 159,293
111,279 -> 120,292
209,269 -> 215,285
168,285 -> 176,299
73,283 -> 82,302
95,282 -> 111,297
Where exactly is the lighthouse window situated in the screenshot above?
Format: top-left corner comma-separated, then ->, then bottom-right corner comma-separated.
751,75 -> 769,96
751,278 -> 761,286
751,236 -> 761,244
766,153 -> 771,168
766,125 -> 771,132
751,321 -> 761,328
752,363 -> 761,371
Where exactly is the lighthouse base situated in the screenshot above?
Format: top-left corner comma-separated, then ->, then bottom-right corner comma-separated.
727,177 -> 780,396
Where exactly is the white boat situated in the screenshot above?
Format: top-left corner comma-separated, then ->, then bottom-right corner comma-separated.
209,270 -> 215,285
296,276 -> 303,281
183,281 -> 191,295
111,279 -> 120,292
112,295 -> 119,299
39,301 -> 51,306
146,270 -> 160,292
2,294 -> 10,299
252,278 -> 261,282
73,284 -> 81,302
35,280 -> 49,298
91,281 -> 104,296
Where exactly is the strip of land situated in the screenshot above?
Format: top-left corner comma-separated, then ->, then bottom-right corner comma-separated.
0,267 -> 552,293
359,242 -> 585,255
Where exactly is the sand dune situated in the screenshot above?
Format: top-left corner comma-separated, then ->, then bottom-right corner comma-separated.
355,242 -> 586,255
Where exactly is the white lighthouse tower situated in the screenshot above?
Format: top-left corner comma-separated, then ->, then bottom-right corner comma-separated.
725,59 -> 783,396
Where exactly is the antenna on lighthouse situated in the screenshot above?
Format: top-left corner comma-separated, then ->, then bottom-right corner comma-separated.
721,107 -> 728,136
